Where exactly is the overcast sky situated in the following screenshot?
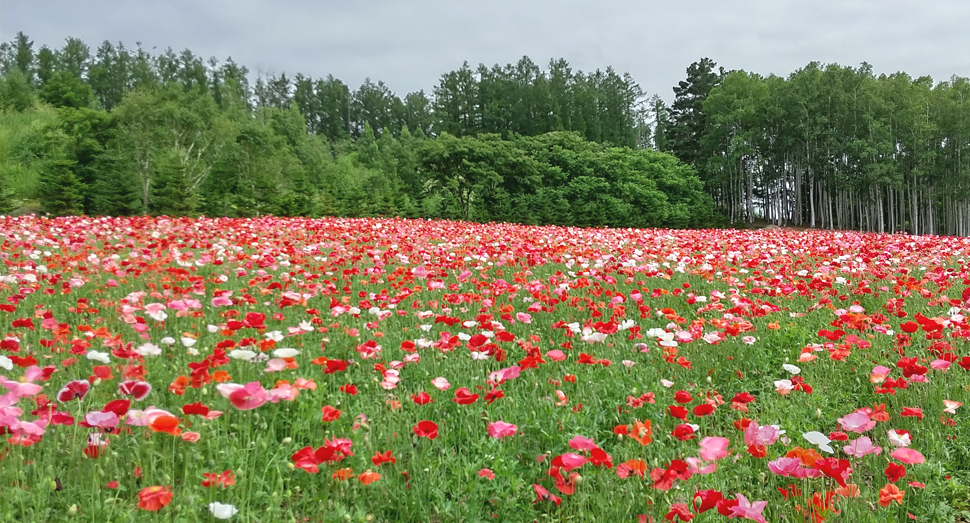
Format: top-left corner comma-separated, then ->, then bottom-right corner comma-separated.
4,1 -> 970,101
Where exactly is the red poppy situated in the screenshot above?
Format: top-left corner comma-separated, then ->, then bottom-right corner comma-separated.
340,384 -> 358,395
617,459 -> 647,478
137,485 -> 173,511
414,420 -> 438,440
102,399 -> 131,417
674,391 -> 693,404
693,489 -> 724,513
118,380 -> 152,401
182,402 -> 210,416
533,484 -> 561,506
885,463 -> 906,483
149,415 -> 182,436
371,450 -> 396,466
664,503 -> 694,522
452,387 -> 479,405
668,405 -> 689,420
900,407 -> 924,420
321,405 -> 341,422
332,468 -> 354,481
358,471 -> 381,485
202,470 -> 236,488
671,424 -> 696,441
56,380 -> 90,403
410,391 -> 433,405
692,404 -> 715,416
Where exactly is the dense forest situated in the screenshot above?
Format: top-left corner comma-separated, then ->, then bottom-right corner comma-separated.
673,59 -> 970,236
1,32 -> 969,234
0,32 -> 713,228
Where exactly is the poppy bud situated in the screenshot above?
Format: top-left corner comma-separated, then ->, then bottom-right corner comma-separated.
816,409 -> 822,418
282,437 -> 292,445
92,378 -> 102,387
67,505 -> 78,517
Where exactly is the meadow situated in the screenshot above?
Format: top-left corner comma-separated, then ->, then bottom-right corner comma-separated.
1,215 -> 969,522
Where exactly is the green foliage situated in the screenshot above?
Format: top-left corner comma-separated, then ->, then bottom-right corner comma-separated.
0,32 -> 727,229
149,149 -> 196,215
39,70 -> 94,109
39,158 -> 84,216
0,68 -> 35,111
89,152 -> 144,216
668,58 -> 723,180
0,173 -> 17,214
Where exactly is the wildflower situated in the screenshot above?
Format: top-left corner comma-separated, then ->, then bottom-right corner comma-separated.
137,486 -> 173,511
216,382 -> 268,410
629,420 -> 653,445
890,448 -> 925,465
414,420 -> 438,440
358,471 -> 381,485
56,380 -> 90,403
320,405 -> 341,422
878,484 -> 904,507
202,470 -> 236,488
208,501 -> 239,519
486,421 -> 518,438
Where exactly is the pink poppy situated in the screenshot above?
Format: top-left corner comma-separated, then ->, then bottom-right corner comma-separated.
891,448 -> 925,465
545,350 -> 567,361
216,382 -> 268,411
486,421 -> 518,438
870,365 -> 891,383
568,435 -> 598,451
488,366 -> 521,384
264,359 -> 288,372
685,457 -> 717,474
837,411 -> 876,433
728,494 -> 768,523
551,453 -> 587,471
84,411 -> 120,429
431,377 -> 451,391
767,457 -> 822,478
843,436 -> 882,457
698,437 -> 730,461
0,366 -> 45,398
743,421 -> 781,447
478,468 -> 495,480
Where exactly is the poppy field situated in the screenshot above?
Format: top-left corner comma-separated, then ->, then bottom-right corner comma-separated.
2,216 -> 970,523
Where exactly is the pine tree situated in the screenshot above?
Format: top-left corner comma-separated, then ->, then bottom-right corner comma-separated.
149,152 -> 195,216
667,58 -> 723,176
89,153 -> 143,215
39,159 -> 85,216
0,173 -> 18,215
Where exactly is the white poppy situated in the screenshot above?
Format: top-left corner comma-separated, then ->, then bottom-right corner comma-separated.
208,502 -> 238,519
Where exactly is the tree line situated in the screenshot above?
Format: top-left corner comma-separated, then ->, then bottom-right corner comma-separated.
5,32 -> 970,235
0,32 -> 713,228
664,58 -> 970,236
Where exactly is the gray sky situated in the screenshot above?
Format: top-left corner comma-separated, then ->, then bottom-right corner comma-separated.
4,0 -> 970,101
